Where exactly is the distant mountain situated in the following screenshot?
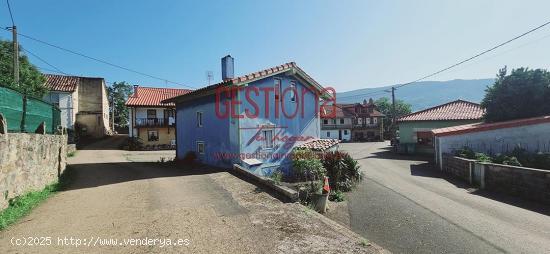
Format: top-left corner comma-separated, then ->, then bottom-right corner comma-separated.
337,79 -> 495,111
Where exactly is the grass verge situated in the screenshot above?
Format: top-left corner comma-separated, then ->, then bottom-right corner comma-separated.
0,167 -> 74,230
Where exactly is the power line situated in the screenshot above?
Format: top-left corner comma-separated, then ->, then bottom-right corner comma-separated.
395,20 -> 550,89
21,46 -> 67,75
5,0 -> 14,27
0,27 -> 196,89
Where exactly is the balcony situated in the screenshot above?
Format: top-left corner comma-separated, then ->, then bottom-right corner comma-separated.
135,118 -> 174,127
353,123 -> 380,129
321,124 -> 352,129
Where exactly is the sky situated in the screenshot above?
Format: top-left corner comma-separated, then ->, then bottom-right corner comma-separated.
1,0 -> 550,92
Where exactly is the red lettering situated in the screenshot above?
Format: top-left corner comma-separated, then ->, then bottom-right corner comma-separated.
230,86 -> 243,119
260,87 -> 274,118
245,86 -> 260,118
215,86 -> 230,119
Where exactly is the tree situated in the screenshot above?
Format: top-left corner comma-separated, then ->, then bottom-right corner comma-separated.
0,40 -> 47,97
107,81 -> 133,131
481,67 -> 550,122
374,97 -> 412,130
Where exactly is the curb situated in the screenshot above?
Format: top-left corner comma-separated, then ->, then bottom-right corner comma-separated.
232,164 -> 299,202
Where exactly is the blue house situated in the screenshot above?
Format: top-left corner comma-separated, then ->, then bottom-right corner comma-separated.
164,56 -> 329,176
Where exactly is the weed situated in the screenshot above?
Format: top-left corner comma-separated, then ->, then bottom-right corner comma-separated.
0,168 -> 74,230
67,151 -> 76,157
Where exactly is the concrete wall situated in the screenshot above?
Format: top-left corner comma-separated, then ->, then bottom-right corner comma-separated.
137,127 -> 175,147
398,120 -> 480,154
442,155 -> 550,204
0,133 -> 67,210
435,121 -> 550,169
43,91 -> 75,129
76,78 -> 110,137
442,154 -> 474,184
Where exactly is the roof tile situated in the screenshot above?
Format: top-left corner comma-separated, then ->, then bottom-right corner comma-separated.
398,100 -> 484,122
126,86 -> 192,107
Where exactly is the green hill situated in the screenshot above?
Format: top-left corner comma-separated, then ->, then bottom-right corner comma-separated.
336,79 -> 495,111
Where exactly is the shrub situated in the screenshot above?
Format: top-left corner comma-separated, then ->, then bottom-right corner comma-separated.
455,147 -> 475,159
493,154 -> 522,167
128,137 -> 143,151
474,153 -> 492,163
329,190 -> 345,202
270,170 -> 283,184
292,149 -> 326,198
323,151 -> 362,192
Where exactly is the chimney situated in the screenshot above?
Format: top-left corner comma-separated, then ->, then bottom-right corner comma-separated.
133,85 -> 139,97
221,55 -> 234,81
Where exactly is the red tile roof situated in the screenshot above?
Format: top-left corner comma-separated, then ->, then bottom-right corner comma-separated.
163,62 -> 324,103
296,139 -> 340,151
44,74 -> 80,92
432,115 -> 550,137
126,86 -> 192,107
398,100 -> 484,122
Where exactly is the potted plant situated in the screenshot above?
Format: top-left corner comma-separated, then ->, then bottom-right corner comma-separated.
292,149 -> 329,213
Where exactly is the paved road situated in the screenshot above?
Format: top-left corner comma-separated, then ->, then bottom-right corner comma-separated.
339,142 -> 550,254
0,136 -> 377,254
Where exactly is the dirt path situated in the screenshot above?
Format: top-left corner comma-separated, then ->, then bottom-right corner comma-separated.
0,137 -> 380,253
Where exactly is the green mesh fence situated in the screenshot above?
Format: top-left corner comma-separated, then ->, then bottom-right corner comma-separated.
0,86 -> 61,134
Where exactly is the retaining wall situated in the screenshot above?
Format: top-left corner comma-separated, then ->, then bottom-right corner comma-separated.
442,154 -> 550,204
0,133 -> 67,209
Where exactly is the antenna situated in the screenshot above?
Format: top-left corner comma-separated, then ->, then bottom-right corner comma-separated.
206,71 -> 213,85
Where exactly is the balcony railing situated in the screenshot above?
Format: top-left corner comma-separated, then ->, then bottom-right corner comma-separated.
321,124 -> 352,129
353,123 -> 380,129
135,118 -> 174,127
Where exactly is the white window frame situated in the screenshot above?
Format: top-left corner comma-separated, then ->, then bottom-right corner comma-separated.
196,111 -> 203,127
290,81 -> 296,102
196,141 -> 205,154
323,119 -> 328,124
327,131 -> 331,137
274,78 -> 282,101
262,129 -> 274,149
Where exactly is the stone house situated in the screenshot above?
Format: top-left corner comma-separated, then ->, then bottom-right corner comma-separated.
321,99 -> 385,142
43,74 -> 112,138
126,86 -> 191,148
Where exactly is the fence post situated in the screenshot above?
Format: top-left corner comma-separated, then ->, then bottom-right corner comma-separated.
0,113 -> 6,134
20,94 -> 27,132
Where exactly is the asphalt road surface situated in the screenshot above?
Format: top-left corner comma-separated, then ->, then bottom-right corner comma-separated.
339,142 -> 550,254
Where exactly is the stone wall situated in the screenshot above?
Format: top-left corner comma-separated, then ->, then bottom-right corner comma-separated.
484,164 -> 550,204
442,154 -> 473,184
0,133 -> 67,209
441,154 -> 550,205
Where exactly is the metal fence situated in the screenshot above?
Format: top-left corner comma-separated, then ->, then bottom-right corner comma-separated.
0,85 -> 61,134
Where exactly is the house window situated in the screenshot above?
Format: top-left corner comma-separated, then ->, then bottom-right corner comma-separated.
332,119 -> 336,124
366,118 -> 371,124
323,119 -> 328,124
263,129 -> 274,149
196,141 -> 205,154
274,78 -> 282,101
327,131 -> 330,137
417,132 -> 433,146
148,130 -> 159,141
290,81 -> 296,102
373,117 -> 378,124
340,118 -> 344,124
358,118 -> 363,124
196,112 -> 203,127
147,109 -> 156,119
344,130 -> 348,135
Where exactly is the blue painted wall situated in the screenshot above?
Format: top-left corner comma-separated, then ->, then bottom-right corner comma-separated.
175,73 -> 320,176
237,74 -> 320,176
176,95 -> 234,168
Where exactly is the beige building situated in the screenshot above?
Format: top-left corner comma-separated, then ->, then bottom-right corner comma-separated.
126,86 -> 191,149
43,74 -> 112,139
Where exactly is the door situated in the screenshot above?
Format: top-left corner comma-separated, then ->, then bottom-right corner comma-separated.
339,130 -> 342,140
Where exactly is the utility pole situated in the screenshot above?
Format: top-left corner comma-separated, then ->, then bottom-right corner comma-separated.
391,87 -> 396,138
12,26 -> 19,84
